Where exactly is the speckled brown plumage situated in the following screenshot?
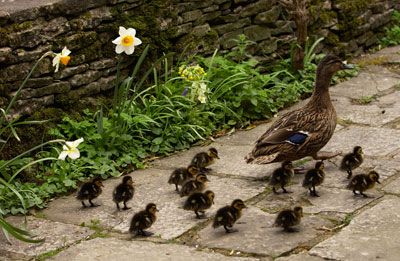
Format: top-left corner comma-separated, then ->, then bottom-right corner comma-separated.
246,55 -> 353,164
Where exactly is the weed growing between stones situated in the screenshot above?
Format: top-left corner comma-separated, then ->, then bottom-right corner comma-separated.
380,10 -> 400,47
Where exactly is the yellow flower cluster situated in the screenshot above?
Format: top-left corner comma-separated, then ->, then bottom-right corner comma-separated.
178,65 -> 206,82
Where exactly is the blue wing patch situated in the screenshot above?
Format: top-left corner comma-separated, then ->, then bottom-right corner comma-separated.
287,132 -> 308,145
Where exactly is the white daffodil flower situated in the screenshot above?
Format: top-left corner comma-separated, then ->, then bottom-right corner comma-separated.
58,137 -> 84,160
52,47 -> 71,72
112,26 -> 142,55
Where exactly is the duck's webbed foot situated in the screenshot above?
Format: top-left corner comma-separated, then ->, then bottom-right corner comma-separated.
312,151 -> 342,161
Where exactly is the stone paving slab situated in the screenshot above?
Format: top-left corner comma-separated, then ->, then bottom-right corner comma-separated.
330,65 -> 400,99
275,252 -> 324,261
310,197 -> 400,261
333,96 -> 400,127
0,216 -> 92,257
382,176 -> 400,194
322,126 -> 400,157
151,142 -> 279,179
197,207 -> 332,257
51,237 -> 257,261
42,168 -> 264,240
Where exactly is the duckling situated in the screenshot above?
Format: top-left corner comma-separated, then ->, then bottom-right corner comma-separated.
269,161 -> 294,194
340,146 -> 364,179
180,173 -> 210,197
183,190 -> 215,219
302,161 -> 325,197
274,206 -> 303,232
213,199 -> 247,233
129,203 -> 158,237
77,177 -> 103,207
113,176 -> 134,210
347,171 -> 380,197
168,165 -> 199,192
191,147 -> 219,172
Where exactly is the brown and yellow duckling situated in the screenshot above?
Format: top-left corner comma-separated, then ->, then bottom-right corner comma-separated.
340,146 -> 364,179
269,161 -> 294,194
274,206 -> 303,232
77,177 -> 103,207
168,165 -> 199,192
129,203 -> 158,237
183,190 -> 215,219
191,147 -> 219,172
180,173 -> 210,197
213,199 -> 247,233
347,171 -> 380,198
302,161 -> 325,197
246,55 -> 354,165
113,176 -> 134,210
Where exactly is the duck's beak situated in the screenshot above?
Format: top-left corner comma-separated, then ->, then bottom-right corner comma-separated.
342,61 -> 355,69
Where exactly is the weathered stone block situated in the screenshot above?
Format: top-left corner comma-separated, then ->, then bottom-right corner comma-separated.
64,31 -> 98,50
69,70 -> 102,88
254,6 -> 281,24
271,21 -> 293,35
175,23 -> 193,37
55,64 -> 90,80
90,58 -> 116,70
17,82 -> 70,99
182,10 -> 202,23
214,18 -> 251,35
243,25 -> 271,42
192,24 -> 211,37
259,38 -> 278,54
240,0 -> 274,17
220,29 -> 244,49
203,5 -> 219,13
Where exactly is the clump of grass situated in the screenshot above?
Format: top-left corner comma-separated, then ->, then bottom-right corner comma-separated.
353,95 -> 376,105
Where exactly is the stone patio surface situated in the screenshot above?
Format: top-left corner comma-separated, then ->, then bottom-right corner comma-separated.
2,46 -> 400,260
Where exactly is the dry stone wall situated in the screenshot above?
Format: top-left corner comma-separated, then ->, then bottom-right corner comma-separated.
0,0 -> 396,115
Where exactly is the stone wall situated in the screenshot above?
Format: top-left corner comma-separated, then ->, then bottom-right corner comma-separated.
0,0 -> 396,115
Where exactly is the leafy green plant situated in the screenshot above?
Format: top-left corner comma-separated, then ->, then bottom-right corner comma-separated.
380,10 -> 400,47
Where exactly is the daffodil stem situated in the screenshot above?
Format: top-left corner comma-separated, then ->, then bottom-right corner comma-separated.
5,52 -> 53,115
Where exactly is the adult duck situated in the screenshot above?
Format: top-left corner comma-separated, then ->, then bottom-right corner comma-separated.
246,55 -> 354,164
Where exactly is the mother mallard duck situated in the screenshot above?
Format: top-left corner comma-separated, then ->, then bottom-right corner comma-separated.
246,55 -> 354,164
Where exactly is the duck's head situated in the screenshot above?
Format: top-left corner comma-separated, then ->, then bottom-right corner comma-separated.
122,176 -> 133,185
208,147 -> 219,159
317,55 -> 354,76
232,199 -> 247,210
205,190 -> 215,204
368,171 -> 380,184
146,203 -> 159,214
282,161 -> 293,170
93,177 -> 104,187
353,146 -> 363,156
315,161 -> 324,171
293,206 -> 303,217
196,173 -> 210,183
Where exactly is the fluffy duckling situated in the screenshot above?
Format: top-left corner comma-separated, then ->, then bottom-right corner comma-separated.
191,147 -> 219,172
302,161 -> 325,197
180,173 -> 210,197
77,177 -> 103,207
129,203 -> 158,237
274,206 -> 303,232
347,171 -> 380,197
183,190 -> 215,219
168,165 -> 199,192
113,176 -> 134,210
213,199 -> 247,233
269,161 -> 294,194
340,146 -> 364,179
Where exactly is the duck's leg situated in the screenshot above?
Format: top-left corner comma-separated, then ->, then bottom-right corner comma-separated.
81,201 -> 87,208
272,187 -> 279,194
360,191 -> 370,198
122,201 -> 131,210
312,151 -> 341,161
89,199 -> 99,207
195,210 -> 202,219
224,225 -> 238,233
116,202 -> 120,210
281,185 -> 291,193
175,184 -> 179,192
352,190 -> 359,196
141,230 -> 154,237
347,169 -> 352,179
312,186 -> 320,197
308,187 -> 313,196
